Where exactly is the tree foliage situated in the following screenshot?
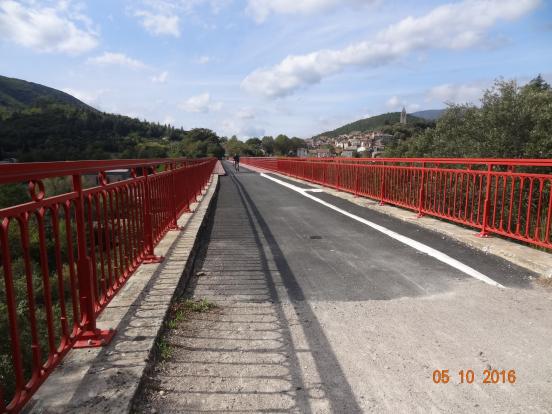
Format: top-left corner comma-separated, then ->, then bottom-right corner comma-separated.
222,134 -> 306,156
384,76 -> 552,158
0,104 -> 225,161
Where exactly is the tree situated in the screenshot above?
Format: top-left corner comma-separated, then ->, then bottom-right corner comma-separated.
261,136 -> 274,155
289,137 -> 306,155
244,138 -> 262,156
225,135 -> 244,156
274,134 -> 291,155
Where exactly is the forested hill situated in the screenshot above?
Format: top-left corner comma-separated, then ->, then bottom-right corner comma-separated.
314,112 -> 427,138
0,75 -> 94,113
0,76 -> 225,162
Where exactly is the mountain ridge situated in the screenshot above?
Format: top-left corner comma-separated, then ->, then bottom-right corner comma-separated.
0,75 -> 96,112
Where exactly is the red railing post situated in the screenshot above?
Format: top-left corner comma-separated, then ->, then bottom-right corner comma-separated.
379,162 -> 386,205
477,163 -> 493,238
72,174 -> 115,348
142,166 -> 164,263
417,162 -> 426,217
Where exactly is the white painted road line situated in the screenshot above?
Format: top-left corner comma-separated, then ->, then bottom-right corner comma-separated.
260,173 -> 504,288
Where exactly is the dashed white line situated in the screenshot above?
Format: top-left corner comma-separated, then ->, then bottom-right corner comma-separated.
260,172 -> 504,288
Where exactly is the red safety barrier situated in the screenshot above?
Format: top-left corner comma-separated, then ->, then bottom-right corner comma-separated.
242,157 -> 552,250
0,157 -> 216,413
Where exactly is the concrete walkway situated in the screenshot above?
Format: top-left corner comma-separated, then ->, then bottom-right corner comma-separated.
135,163 -> 552,413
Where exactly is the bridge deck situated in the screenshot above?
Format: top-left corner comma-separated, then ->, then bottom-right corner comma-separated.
135,162 -> 552,413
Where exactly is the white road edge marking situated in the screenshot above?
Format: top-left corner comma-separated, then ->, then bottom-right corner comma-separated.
261,173 -> 504,288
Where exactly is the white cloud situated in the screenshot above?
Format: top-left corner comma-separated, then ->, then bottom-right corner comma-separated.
152,71 -> 169,83
386,96 -> 419,111
386,96 -> 402,109
134,10 -> 180,37
0,0 -> 98,54
245,0 -> 367,23
131,0 -> 231,36
87,52 -> 147,69
179,92 -> 222,113
242,0 -> 540,98
195,55 -> 212,64
236,107 -> 256,120
427,83 -> 483,104
221,118 -> 265,138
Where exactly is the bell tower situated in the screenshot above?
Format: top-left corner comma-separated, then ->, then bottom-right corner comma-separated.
400,106 -> 407,124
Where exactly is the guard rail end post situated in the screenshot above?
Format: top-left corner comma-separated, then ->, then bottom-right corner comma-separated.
416,162 -> 426,218
476,163 -> 492,238
142,167 -> 164,264
72,173 -> 116,348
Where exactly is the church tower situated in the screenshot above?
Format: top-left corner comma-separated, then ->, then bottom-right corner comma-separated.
400,106 -> 407,124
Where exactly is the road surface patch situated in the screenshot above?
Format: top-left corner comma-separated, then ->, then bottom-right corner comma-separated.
261,172 -> 504,288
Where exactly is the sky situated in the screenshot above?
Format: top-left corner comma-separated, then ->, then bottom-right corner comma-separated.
0,0 -> 551,139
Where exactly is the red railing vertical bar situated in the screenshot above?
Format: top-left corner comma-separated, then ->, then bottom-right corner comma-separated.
354,165 -> 360,197
417,162 -> 426,217
19,216 -> 43,378
1,218 -> 25,410
379,163 -> 386,205
524,179 -> 535,239
36,210 -> 57,358
477,164 -> 493,237
545,184 -> 552,243
72,174 -> 115,348
51,208 -> 70,343
141,167 -> 164,264
169,164 -> 181,231
62,201 -> 80,337
533,179 -> 544,241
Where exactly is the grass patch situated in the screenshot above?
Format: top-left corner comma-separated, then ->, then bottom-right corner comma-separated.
156,338 -> 172,361
182,298 -> 217,313
165,298 -> 217,331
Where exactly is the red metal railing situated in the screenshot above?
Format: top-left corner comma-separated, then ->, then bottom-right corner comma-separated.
242,157 -> 552,250
0,157 -> 216,413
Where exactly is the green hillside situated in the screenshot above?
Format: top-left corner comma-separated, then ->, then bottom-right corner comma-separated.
0,76 -> 225,162
0,75 -> 95,112
314,112 -> 427,138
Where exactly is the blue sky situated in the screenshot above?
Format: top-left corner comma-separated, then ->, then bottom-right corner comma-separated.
0,0 -> 551,139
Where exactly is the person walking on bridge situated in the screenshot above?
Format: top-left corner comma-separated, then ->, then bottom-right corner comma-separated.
233,153 -> 240,172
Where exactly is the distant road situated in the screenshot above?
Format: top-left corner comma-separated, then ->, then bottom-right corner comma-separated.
139,161 -> 552,413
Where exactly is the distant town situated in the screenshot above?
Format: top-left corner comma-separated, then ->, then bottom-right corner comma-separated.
301,108 -> 409,158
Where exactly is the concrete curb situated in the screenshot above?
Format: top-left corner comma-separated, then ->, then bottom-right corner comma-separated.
24,174 -> 220,414
243,164 -> 551,280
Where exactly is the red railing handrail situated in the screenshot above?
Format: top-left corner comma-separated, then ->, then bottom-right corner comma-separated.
271,156 -> 552,167
0,158 -> 212,184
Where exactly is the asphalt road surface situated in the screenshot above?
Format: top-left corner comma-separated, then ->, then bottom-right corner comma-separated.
136,162 -> 552,413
